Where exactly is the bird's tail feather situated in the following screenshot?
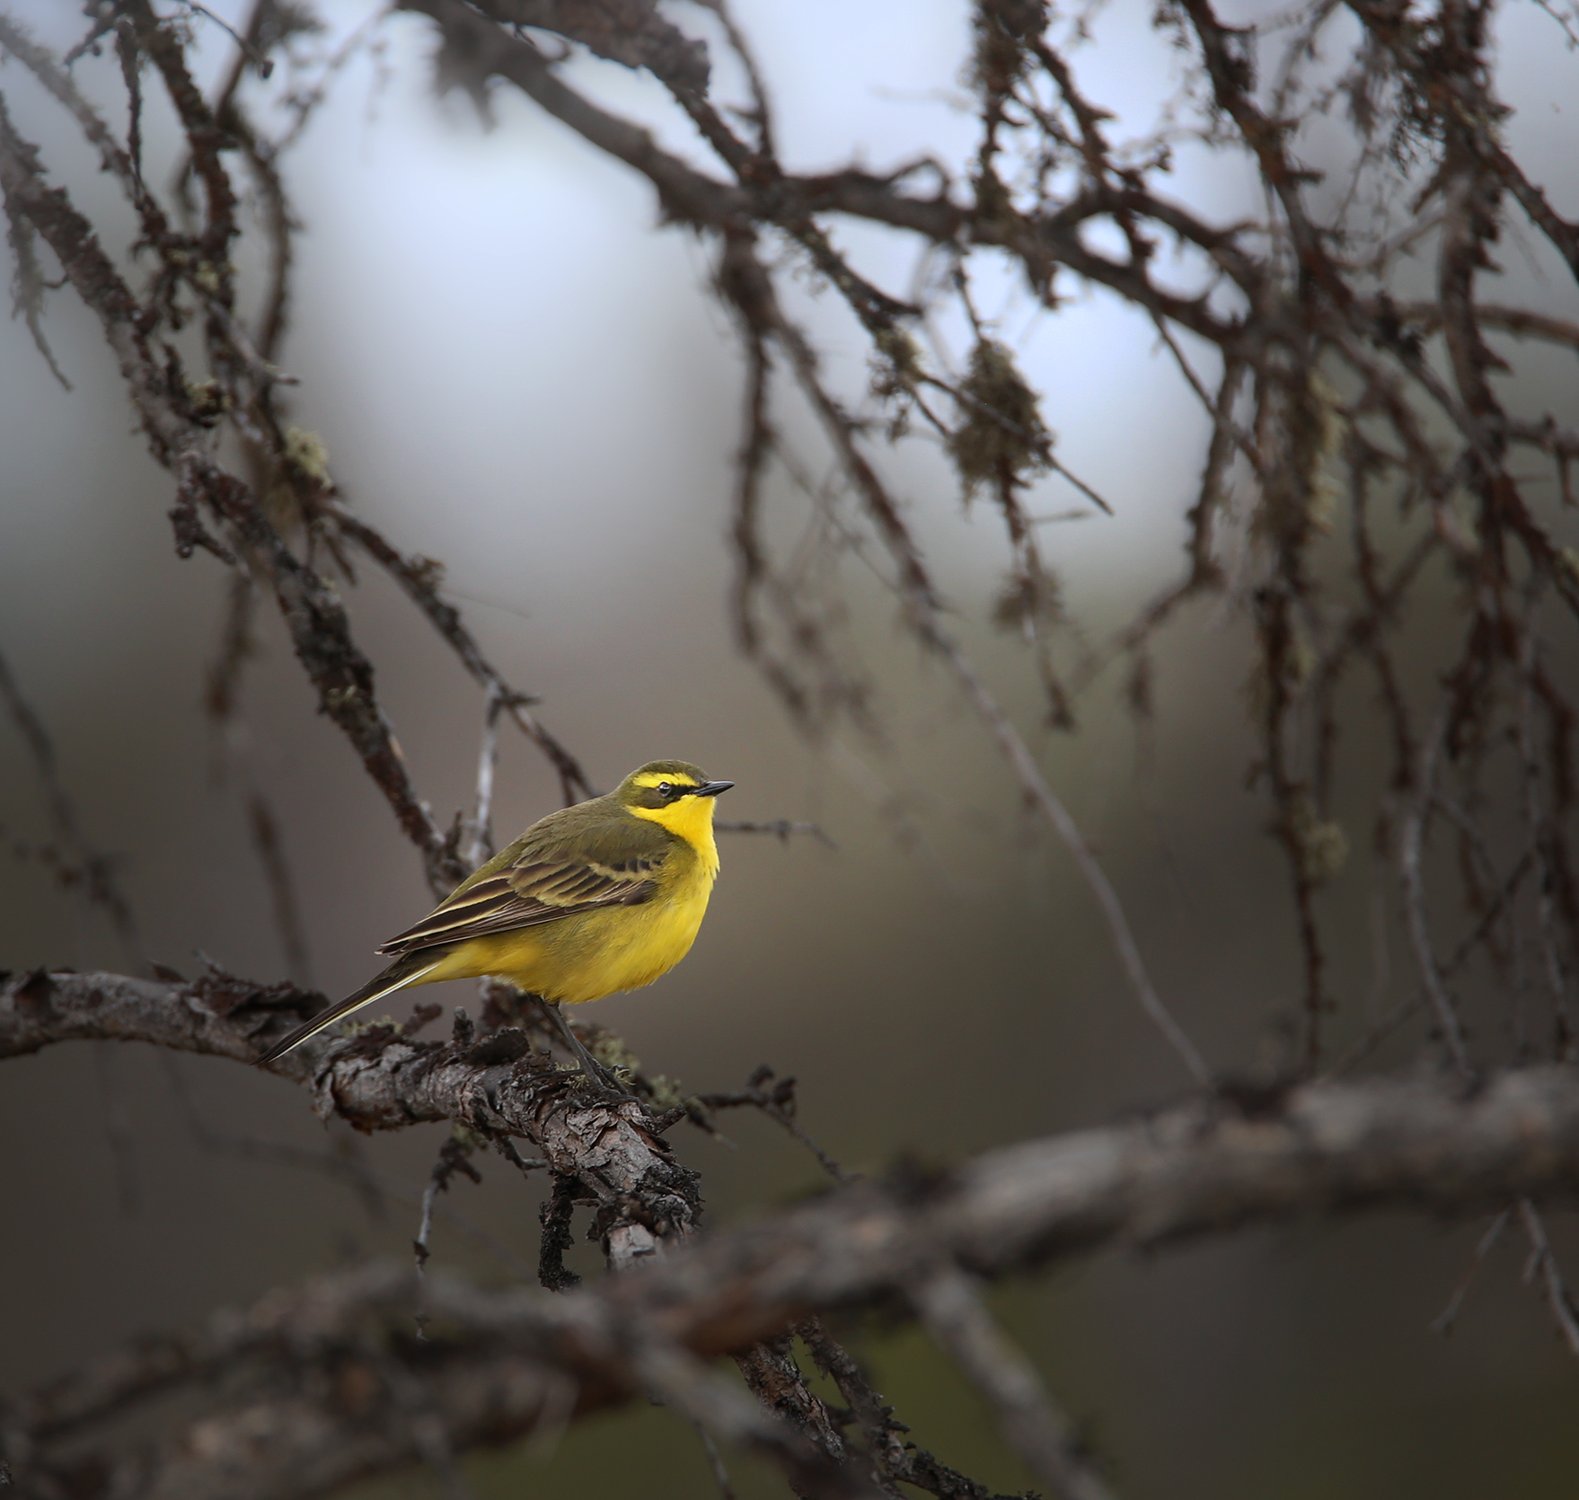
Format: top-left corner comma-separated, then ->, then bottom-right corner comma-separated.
255,954 -> 442,1066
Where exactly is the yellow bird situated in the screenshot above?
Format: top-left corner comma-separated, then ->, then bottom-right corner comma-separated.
256,761 -> 733,1072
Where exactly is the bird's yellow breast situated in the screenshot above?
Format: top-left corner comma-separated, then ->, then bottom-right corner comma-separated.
425,844 -> 718,1004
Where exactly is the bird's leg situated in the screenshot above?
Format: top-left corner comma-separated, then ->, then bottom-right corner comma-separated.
534,995 -> 629,1098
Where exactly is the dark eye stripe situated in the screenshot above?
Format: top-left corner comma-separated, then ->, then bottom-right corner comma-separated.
639,778 -> 699,805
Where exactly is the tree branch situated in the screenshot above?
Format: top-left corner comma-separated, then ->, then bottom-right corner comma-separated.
9,968 -> 1579,1263
9,1027 -> 1579,1497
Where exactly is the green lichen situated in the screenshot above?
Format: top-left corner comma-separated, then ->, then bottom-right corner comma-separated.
191,260 -> 230,295
585,1029 -> 641,1076
1285,630 -> 1316,692
992,563 -> 1063,633
283,426 -> 331,482
183,377 -> 228,422
969,0 -> 1047,98
1245,622 -> 1315,722
947,338 -> 1052,498
341,1014 -> 398,1037
1290,795 -> 1349,883
643,1074 -> 689,1112
870,325 -> 922,400
1254,367 -> 1345,548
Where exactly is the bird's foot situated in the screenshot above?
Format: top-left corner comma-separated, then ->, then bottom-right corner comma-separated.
536,997 -> 637,1103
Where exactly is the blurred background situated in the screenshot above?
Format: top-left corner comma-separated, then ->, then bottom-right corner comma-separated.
2,2 -> 1577,1496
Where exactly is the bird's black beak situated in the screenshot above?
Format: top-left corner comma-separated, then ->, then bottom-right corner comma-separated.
694,780 -> 735,798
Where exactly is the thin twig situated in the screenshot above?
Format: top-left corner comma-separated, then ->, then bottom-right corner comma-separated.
246,790 -> 315,985
0,645 -> 144,963
912,1267 -> 1116,1500
1518,1199 -> 1579,1358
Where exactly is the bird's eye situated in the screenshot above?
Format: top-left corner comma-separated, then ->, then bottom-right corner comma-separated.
657,781 -> 675,798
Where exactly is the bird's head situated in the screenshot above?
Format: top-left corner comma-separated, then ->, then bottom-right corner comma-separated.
615,760 -> 734,842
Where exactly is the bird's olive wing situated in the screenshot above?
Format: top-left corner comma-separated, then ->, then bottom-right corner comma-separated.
377,850 -> 664,955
